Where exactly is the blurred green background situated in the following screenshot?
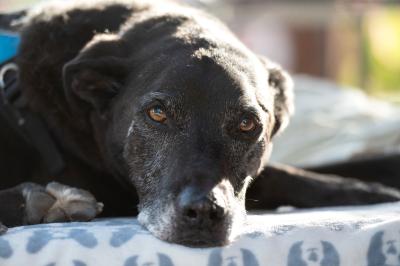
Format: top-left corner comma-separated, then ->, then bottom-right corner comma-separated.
1,0 -> 400,102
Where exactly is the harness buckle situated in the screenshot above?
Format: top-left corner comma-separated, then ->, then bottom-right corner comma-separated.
0,62 -> 19,104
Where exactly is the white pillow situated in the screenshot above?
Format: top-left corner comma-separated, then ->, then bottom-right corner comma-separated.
1,201 -> 400,266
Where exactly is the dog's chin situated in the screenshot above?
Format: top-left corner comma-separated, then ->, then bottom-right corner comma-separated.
143,222 -> 233,248
173,234 -> 231,248
137,208 -> 245,248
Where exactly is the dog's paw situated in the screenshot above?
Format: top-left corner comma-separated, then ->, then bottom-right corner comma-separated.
44,182 -> 103,223
24,182 -> 103,224
0,223 -> 7,235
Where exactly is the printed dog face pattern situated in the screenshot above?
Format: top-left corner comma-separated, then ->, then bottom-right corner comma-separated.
207,247 -> 259,266
124,253 -> 174,266
26,228 -> 98,253
0,219 -> 399,265
0,236 -> 13,259
368,230 -> 400,266
287,240 -> 340,266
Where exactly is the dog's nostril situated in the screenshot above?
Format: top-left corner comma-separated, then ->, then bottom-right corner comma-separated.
182,201 -> 225,224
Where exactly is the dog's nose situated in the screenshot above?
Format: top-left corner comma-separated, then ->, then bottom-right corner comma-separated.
178,186 -> 225,226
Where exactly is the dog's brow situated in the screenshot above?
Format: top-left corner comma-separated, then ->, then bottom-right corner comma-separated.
140,91 -> 177,105
256,99 -> 270,114
237,105 -> 262,120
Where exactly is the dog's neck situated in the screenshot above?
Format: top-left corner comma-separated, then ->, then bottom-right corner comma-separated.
24,86 -> 108,174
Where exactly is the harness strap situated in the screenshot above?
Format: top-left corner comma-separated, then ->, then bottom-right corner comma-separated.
0,31 -> 19,64
0,31 -> 65,176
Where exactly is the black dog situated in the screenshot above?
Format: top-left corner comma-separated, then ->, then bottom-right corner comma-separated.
1,0 -> 400,247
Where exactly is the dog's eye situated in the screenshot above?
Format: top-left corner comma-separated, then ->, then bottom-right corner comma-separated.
239,117 -> 256,132
147,105 -> 167,123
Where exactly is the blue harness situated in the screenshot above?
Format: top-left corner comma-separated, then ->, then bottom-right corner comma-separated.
0,30 -> 65,175
0,31 -> 20,64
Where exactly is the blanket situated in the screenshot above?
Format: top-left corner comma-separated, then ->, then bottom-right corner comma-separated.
1,202 -> 400,266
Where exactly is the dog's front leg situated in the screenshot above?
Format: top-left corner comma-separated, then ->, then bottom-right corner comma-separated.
0,184 -> 30,228
0,182 -> 103,228
247,164 -> 400,210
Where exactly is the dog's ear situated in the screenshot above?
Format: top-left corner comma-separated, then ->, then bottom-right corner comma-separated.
63,36 -> 129,113
259,56 -> 294,137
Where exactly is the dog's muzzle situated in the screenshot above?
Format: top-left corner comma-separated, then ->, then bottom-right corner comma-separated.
178,185 -> 226,226
173,185 -> 233,246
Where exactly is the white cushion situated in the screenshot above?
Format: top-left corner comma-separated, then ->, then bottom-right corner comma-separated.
1,202 -> 400,265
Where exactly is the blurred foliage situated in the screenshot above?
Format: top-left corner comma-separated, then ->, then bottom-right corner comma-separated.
366,8 -> 400,95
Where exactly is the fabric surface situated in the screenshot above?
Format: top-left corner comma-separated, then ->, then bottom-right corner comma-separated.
1,202 -> 400,266
271,75 -> 400,167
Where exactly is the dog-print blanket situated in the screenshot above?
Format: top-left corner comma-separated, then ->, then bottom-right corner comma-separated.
1,202 -> 400,266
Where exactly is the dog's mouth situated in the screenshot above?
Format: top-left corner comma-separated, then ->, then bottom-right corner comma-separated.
146,219 -> 234,248
137,201 -> 244,247
135,180 -> 246,247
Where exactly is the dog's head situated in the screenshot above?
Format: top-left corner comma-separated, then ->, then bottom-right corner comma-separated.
63,6 -> 293,247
